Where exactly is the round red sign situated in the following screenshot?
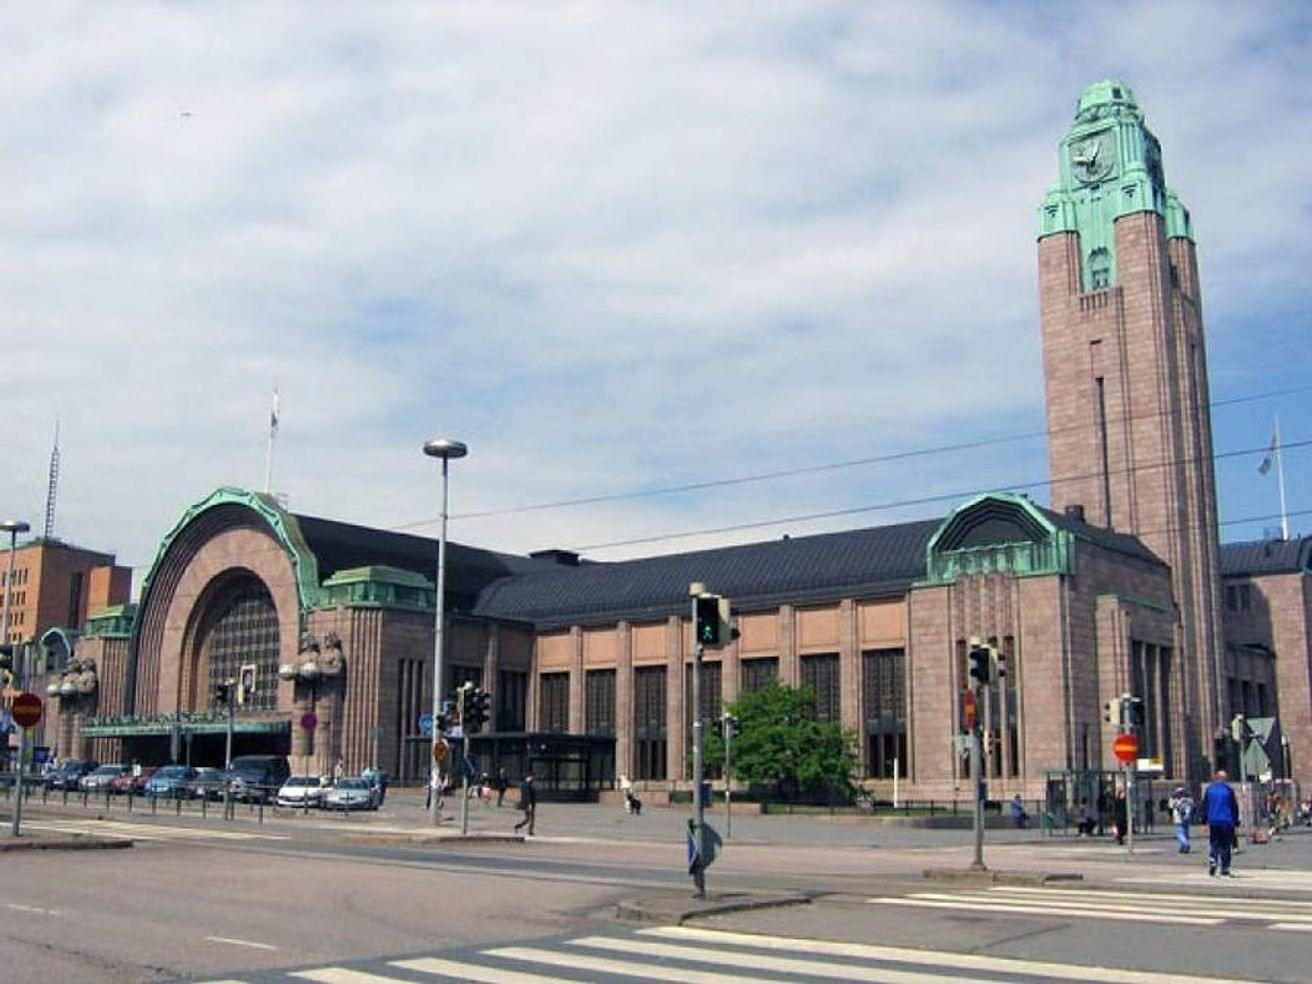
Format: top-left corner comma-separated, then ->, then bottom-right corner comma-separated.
11,692 -> 42,729
1112,732 -> 1139,764
300,711 -> 318,732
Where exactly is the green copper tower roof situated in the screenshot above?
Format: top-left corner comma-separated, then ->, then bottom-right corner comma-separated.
1038,79 -> 1193,291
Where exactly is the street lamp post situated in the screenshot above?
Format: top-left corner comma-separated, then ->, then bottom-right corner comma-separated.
424,437 -> 467,826
2,521 -> 30,784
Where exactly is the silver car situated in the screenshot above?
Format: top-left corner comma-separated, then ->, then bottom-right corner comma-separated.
324,777 -> 376,811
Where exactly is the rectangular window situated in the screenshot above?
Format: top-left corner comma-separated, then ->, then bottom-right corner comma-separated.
1225,585 -> 1238,612
863,649 -> 906,779
538,672 -> 570,732
633,666 -> 667,781
801,653 -> 841,722
740,657 -> 778,695
1241,680 -> 1253,717
684,662 -> 723,754
497,670 -> 527,731
1096,375 -> 1113,525
1256,682 -> 1268,717
1239,584 -> 1252,611
68,571 -> 84,626
585,669 -> 616,736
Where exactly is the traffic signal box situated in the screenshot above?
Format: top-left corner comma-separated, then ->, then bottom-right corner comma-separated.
966,638 -> 1004,685
694,594 -> 737,650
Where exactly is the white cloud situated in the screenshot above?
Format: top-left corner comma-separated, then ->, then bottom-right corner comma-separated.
1,1 -> 1309,582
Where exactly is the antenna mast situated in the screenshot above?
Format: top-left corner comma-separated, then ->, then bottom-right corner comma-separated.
44,420 -> 61,540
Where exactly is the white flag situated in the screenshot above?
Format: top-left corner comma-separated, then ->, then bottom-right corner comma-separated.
1258,427 -> 1277,475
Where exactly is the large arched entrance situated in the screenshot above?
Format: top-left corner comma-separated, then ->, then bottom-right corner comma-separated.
196,575 -> 281,712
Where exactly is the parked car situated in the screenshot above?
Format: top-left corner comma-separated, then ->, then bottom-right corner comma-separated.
45,760 -> 98,791
108,767 -> 157,796
224,755 -> 291,804
324,777 -> 377,812
276,775 -> 327,809
82,764 -> 132,793
187,767 -> 227,801
145,765 -> 196,799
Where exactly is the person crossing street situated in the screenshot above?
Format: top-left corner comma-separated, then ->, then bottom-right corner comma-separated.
1202,769 -> 1239,876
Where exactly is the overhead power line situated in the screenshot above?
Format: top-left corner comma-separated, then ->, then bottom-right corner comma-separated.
391,382 -> 1312,531
568,435 -> 1311,552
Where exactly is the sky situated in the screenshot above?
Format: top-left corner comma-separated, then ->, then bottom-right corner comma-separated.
2,1 -> 1310,588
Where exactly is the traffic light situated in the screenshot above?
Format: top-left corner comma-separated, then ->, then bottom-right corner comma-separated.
237,663 -> 256,707
1125,697 -> 1145,729
994,648 -> 1007,680
0,643 -> 11,687
723,714 -> 742,738
967,642 -> 991,684
1103,698 -> 1122,726
695,595 -> 722,647
1231,713 -> 1249,743
214,682 -> 229,705
465,687 -> 491,732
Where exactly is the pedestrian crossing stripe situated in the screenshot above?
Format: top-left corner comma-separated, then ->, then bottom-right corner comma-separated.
218,924 -> 1254,984
867,885 -> 1312,931
22,819 -> 287,842
643,926 -> 1247,984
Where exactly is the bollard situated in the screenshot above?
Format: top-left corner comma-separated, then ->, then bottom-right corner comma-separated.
151,794 -> 158,816
63,787 -> 69,806
127,790 -> 134,812
201,795 -> 207,818
83,788 -> 89,807
258,800 -> 264,824
105,788 -> 112,810
41,785 -> 48,805
175,794 -> 182,816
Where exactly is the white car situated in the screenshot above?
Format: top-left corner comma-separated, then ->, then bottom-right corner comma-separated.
276,775 -> 327,808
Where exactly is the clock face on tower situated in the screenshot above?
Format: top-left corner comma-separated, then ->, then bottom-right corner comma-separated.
1070,130 -> 1115,184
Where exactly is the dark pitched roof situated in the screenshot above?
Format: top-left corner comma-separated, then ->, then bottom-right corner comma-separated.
292,513 -> 554,612
472,518 -> 943,629
1037,507 -> 1166,567
1220,537 -> 1312,577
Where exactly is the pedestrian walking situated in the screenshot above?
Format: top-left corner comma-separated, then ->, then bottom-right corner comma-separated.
333,757 -> 346,783
1077,799 -> 1098,837
620,774 -> 642,816
1169,786 -> 1194,853
495,767 -> 508,808
1202,769 -> 1240,876
513,772 -> 537,836
1009,794 -> 1029,829
1112,789 -> 1128,845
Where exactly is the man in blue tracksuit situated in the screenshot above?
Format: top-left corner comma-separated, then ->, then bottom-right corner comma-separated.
1201,769 -> 1240,876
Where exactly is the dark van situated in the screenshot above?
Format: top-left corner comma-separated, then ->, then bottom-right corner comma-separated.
224,755 -> 291,803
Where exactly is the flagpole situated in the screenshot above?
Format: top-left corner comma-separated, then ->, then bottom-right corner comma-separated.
264,386 -> 278,495
1276,415 -> 1290,541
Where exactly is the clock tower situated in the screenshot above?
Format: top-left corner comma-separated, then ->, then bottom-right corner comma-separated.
1037,80 -> 1223,778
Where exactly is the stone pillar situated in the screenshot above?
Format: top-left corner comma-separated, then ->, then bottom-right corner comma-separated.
616,621 -> 633,778
484,625 -> 501,732
567,626 -> 584,733
778,605 -> 799,687
666,614 -> 685,782
840,599 -> 862,771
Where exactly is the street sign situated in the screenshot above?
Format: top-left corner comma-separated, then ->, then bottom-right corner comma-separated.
32,746 -> 50,765
11,693 -> 42,729
432,739 -> 449,763
300,711 -> 318,732
1113,732 -> 1139,764
418,713 -> 434,735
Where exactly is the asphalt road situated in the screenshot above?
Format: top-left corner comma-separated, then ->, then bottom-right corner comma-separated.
4,798 -> 1312,982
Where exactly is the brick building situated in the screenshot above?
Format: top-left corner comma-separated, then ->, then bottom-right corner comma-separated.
49,80 -> 1312,796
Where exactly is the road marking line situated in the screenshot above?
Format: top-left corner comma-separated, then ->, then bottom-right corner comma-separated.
646,926 -> 1252,984
391,956 -> 580,983
291,970 -> 414,983
204,936 -> 279,951
487,944 -> 763,982
1272,923 -> 1312,932
994,885 -> 1312,909
554,936 -> 999,984
915,890 -> 1312,923
867,895 -> 1222,926
5,903 -> 60,916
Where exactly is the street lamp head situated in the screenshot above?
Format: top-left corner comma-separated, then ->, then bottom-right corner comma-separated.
1,520 -> 31,535
423,438 -> 468,460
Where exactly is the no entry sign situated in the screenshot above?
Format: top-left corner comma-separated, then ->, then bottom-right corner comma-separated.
1113,732 -> 1139,764
11,693 -> 42,729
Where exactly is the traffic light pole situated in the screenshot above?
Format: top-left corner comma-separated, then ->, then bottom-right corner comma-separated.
225,681 -> 235,769
970,681 -> 985,871
12,645 -> 27,836
722,714 -> 732,841
691,639 -> 706,898
459,686 -> 471,836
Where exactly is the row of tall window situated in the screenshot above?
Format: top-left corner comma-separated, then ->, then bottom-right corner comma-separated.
536,649 -> 909,781
1130,640 -> 1173,774
1225,582 -> 1253,612
1,566 -> 30,585
1227,675 -> 1269,719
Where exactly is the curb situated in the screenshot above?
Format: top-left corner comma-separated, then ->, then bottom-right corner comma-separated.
0,836 -> 134,853
922,867 -> 1083,886
615,892 -> 811,925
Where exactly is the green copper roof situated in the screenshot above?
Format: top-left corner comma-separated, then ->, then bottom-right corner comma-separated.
1038,79 -> 1193,291
84,603 -> 137,639
318,565 -> 436,611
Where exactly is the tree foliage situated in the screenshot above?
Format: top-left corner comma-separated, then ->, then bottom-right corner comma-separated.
704,680 -> 858,803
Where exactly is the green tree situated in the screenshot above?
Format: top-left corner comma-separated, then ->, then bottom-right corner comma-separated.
704,680 -> 858,803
